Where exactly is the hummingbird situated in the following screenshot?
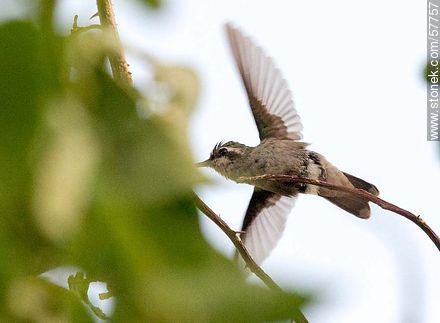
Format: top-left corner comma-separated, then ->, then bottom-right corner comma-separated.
198,24 -> 379,265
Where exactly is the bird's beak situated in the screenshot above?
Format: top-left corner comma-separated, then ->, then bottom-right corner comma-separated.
196,159 -> 211,168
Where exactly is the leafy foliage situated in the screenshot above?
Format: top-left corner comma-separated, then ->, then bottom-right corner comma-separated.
142,0 -> 163,9
0,1 -> 308,321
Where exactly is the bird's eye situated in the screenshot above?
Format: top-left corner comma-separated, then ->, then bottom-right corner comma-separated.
218,148 -> 228,156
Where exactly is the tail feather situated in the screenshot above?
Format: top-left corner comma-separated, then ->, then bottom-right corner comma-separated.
319,172 -> 378,219
342,172 -> 379,196
324,195 -> 371,219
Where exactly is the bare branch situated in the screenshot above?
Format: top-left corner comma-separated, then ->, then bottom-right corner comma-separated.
238,175 -> 440,252
192,192 -> 309,323
96,0 -> 133,86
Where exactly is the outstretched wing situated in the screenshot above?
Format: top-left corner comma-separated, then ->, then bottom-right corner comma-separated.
237,188 -> 296,266
226,23 -> 303,141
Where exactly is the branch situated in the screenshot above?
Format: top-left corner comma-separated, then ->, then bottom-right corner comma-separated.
96,0 -> 133,86
238,175 -> 440,252
192,192 -> 309,323
193,193 -> 281,290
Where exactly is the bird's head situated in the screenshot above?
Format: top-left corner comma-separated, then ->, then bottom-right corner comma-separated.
197,141 -> 249,177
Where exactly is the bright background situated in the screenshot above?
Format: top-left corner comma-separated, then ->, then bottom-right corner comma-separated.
33,0 -> 440,321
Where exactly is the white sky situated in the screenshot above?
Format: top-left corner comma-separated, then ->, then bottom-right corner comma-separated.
53,0 -> 439,322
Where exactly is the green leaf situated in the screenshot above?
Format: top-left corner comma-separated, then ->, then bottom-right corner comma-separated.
0,19 -> 63,285
80,70 -> 203,205
7,277 -> 93,322
32,96 -> 100,242
0,21 -> 45,214
140,0 -> 163,9
154,65 -> 200,116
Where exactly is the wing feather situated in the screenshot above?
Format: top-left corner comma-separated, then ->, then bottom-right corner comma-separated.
226,23 -> 303,141
237,189 -> 296,266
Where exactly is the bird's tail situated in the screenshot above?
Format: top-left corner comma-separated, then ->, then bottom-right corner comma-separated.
342,172 -> 379,196
319,172 -> 379,219
323,195 -> 371,219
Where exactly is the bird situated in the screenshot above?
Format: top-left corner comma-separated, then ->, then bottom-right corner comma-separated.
197,24 -> 379,266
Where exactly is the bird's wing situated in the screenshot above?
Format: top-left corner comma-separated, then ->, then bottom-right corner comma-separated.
237,188 -> 296,266
226,23 -> 303,141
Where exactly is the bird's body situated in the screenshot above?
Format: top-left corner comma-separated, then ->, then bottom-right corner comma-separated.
206,139 -> 378,218
198,24 -> 379,265
211,139 -> 309,193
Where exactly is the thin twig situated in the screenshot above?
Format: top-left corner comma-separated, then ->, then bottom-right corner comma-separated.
70,15 -> 102,34
96,0 -> 133,86
193,193 -> 281,290
192,193 -> 309,323
238,175 -> 440,252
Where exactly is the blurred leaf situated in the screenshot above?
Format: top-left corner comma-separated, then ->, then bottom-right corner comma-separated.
0,19 -> 62,296
155,65 -> 200,116
425,61 -> 431,83
32,96 -> 100,242
140,0 -> 163,10
0,20 -> 46,214
67,27 -> 118,75
78,70 -> 203,205
7,277 -> 93,322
